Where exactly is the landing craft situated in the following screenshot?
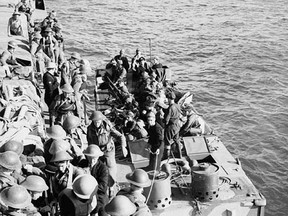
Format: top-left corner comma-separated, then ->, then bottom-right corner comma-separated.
0,0 -> 266,215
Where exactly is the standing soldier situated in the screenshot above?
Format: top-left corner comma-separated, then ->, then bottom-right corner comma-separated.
39,27 -> 59,63
87,111 -> 128,195
0,41 -> 21,78
50,151 -> 84,199
50,83 -> 84,125
163,91 -> 182,159
63,115 -> 87,150
144,112 -> 164,171
58,174 -> 98,216
43,62 -> 59,125
83,145 -> 109,216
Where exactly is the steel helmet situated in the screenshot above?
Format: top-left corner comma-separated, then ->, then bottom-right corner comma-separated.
44,27 -> 53,32
0,140 -> 24,155
33,32 -> 42,39
83,145 -> 103,158
71,52 -> 81,60
0,151 -> 21,170
104,195 -> 137,216
46,125 -> 66,139
126,169 -> 151,188
72,174 -> 98,199
50,150 -> 73,163
46,62 -> 57,69
20,175 -> 49,192
8,41 -> 17,49
61,83 -> 74,93
49,139 -> 70,155
90,111 -> 104,121
0,185 -> 31,209
63,115 -> 80,131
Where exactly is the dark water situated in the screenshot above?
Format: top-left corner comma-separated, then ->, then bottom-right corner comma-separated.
46,0 -> 288,215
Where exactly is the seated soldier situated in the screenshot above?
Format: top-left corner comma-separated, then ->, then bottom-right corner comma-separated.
0,41 -> 21,78
15,0 -> 32,22
123,111 -> 148,141
42,10 -> 58,30
114,49 -> 129,72
49,83 -> 84,125
180,104 -> 213,136
7,12 -> 23,36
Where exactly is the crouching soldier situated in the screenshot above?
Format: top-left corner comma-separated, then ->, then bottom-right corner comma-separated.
58,174 -> 98,216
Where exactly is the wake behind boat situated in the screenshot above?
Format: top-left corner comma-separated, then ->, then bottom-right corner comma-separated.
0,0 -> 266,216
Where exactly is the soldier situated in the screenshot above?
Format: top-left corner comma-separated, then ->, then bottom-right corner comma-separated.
7,12 -> 23,36
180,104 -> 213,136
50,83 -> 84,125
50,151 -> 84,198
144,112 -> 164,171
44,125 -> 83,166
58,174 -> 98,216
20,175 -> 52,215
43,62 -> 59,126
114,49 -> 129,73
104,195 -> 137,216
87,111 -> 127,190
39,27 -> 59,63
83,145 -> 109,216
63,115 -> 87,150
61,52 -> 81,85
0,41 -> 21,78
44,124 -> 67,163
117,169 -> 152,216
0,140 -> 45,177
0,151 -> 24,190
163,91 -> 182,159
0,185 -> 40,216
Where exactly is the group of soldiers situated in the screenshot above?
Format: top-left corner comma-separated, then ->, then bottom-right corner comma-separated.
0,2 -> 216,216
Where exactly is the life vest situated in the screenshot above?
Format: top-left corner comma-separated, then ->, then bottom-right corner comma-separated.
59,189 -> 93,216
88,121 -> 114,152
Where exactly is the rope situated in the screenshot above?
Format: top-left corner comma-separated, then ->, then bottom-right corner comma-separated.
145,148 -> 159,204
